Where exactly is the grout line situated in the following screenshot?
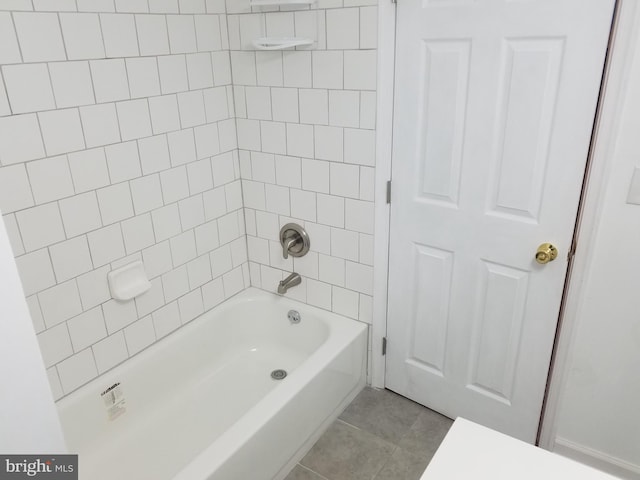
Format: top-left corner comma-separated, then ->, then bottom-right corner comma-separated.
124,54 -> 136,100
191,13 -> 199,52
55,12 -> 69,61
111,100 -> 125,144
84,60 -> 98,104
96,12 -> 109,58
8,12 -> 25,64
295,463 -> 332,480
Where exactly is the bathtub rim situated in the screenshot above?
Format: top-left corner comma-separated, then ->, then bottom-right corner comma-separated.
56,287 -> 363,408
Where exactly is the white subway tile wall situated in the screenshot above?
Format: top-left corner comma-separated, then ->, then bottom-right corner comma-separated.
0,0 -> 378,399
231,0 -> 377,329
0,2 -> 248,399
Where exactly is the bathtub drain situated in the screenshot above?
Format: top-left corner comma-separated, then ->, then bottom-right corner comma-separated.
271,369 -> 287,380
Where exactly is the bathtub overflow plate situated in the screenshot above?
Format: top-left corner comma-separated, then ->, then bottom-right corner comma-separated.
271,369 -> 287,380
288,310 -> 301,324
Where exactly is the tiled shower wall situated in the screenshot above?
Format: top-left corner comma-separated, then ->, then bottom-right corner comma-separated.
0,0 -> 378,399
0,0 -> 247,399
231,0 -> 377,324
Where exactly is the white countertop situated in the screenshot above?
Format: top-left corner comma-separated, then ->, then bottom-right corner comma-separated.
421,418 -> 619,480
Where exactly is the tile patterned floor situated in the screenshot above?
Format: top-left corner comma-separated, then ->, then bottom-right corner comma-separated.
284,387 -> 453,480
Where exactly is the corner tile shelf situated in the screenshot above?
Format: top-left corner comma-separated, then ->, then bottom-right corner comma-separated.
249,0 -> 317,50
250,0 -> 314,5
252,37 -> 313,50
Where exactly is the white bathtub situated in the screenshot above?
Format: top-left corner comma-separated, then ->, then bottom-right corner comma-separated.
56,288 -> 367,480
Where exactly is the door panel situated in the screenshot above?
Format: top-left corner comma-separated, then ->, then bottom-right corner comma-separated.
489,38 -> 563,221
417,40 -> 470,206
468,260 -> 529,404
409,244 -> 453,374
386,0 -> 615,442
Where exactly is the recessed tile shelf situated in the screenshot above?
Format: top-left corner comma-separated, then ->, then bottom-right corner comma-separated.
250,0 -> 314,5
252,37 -> 314,50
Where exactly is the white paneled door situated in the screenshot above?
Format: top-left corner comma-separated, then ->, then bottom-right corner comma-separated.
386,0 -> 615,442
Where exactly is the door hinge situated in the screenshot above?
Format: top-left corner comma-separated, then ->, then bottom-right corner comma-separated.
382,337 -> 387,355
386,181 -> 391,204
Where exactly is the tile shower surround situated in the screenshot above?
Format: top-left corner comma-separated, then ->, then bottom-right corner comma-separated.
0,0 -> 378,399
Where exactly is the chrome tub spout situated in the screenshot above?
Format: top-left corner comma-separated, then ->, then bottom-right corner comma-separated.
278,272 -> 301,294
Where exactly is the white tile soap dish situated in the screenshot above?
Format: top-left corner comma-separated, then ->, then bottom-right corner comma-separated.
107,261 -> 151,301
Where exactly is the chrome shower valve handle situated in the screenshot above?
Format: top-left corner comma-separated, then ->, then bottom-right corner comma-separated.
279,223 -> 311,259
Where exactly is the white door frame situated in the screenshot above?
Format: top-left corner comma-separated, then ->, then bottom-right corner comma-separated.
371,0 -> 397,388
371,0 -> 636,441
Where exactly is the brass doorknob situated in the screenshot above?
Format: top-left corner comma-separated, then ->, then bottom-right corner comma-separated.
535,243 -> 558,264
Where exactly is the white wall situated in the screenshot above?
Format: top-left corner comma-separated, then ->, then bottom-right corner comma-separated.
0,208 -> 66,453
550,4 -> 640,477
